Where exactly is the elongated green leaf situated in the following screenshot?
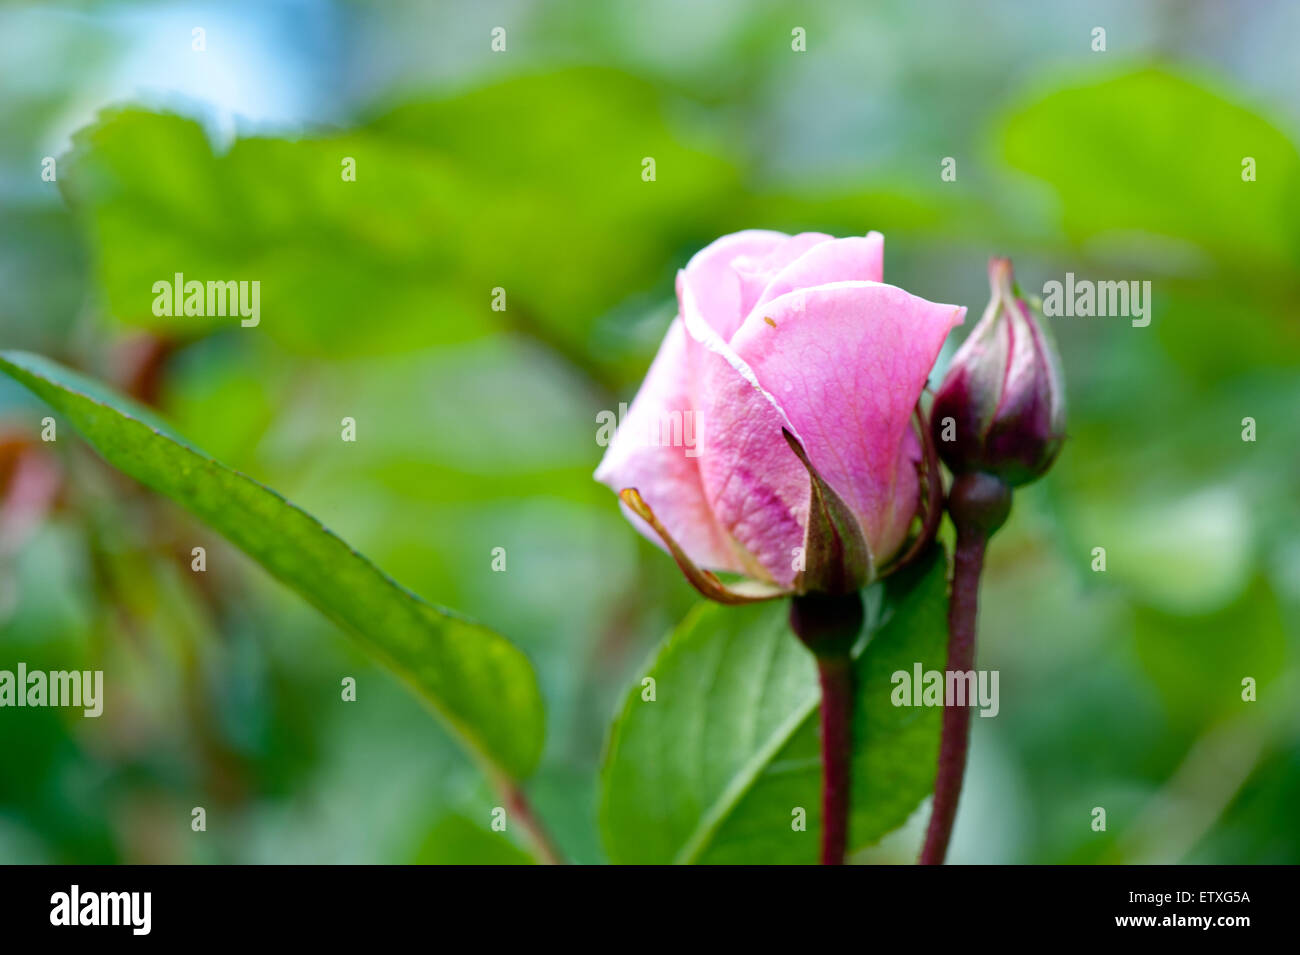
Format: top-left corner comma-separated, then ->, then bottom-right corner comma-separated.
600,549 -> 948,864
0,350 -> 544,780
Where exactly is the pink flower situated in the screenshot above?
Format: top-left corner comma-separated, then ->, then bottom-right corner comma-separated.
595,230 -> 964,601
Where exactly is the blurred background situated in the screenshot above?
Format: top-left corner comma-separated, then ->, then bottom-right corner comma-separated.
0,0 -> 1296,863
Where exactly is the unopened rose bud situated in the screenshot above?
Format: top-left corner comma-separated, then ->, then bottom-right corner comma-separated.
930,258 -> 1065,486
596,230 -> 964,602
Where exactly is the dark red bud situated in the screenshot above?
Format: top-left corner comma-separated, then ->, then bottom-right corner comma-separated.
931,258 -> 1066,486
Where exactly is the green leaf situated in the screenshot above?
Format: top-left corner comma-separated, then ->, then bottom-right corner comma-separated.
1000,68 -> 1300,380
599,548 -> 948,864
60,68 -> 741,377
1001,67 -> 1300,276
0,350 -> 544,781
411,814 -> 536,866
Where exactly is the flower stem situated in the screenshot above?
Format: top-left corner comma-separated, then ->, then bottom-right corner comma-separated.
918,528 -> 985,865
789,590 -> 864,865
816,654 -> 854,865
918,471 -> 1009,865
496,775 -> 566,865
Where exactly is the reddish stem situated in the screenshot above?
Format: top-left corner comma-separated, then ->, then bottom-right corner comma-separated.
918,528 -> 986,865
816,655 -> 855,865
789,591 -> 863,865
495,775 -> 566,865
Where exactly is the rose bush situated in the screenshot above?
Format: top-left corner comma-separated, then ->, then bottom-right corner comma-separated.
596,230 -> 965,599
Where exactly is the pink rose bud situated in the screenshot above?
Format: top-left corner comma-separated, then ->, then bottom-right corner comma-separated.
595,231 -> 964,602
930,258 -> 1066,487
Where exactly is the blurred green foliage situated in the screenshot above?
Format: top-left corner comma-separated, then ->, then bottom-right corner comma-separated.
0,0 -> 1296,864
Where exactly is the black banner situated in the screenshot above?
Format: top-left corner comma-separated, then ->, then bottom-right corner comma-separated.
0,864 -> 1284,941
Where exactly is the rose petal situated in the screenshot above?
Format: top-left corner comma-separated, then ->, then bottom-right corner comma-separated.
618,488 -> 789,603
882,423 -> 922,563
730,281 -> 964,562
675,278 -> 809,587
673,231 -> 788,342
593,318 -> 740,572
730,232 -> 834,322
747,233 -> 885,323
677,231 -> 833,341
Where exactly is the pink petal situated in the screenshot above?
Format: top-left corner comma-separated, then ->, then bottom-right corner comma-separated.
673,231 -> 788,342
677,277 -> 809,587
882,424 -> 923,565
747,233 -> 884,322
732,282 -> 964,563
690,344 -> 810,587
676,231 -> 833,342
730,232 -> 834,322
593,318 -> 740,573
